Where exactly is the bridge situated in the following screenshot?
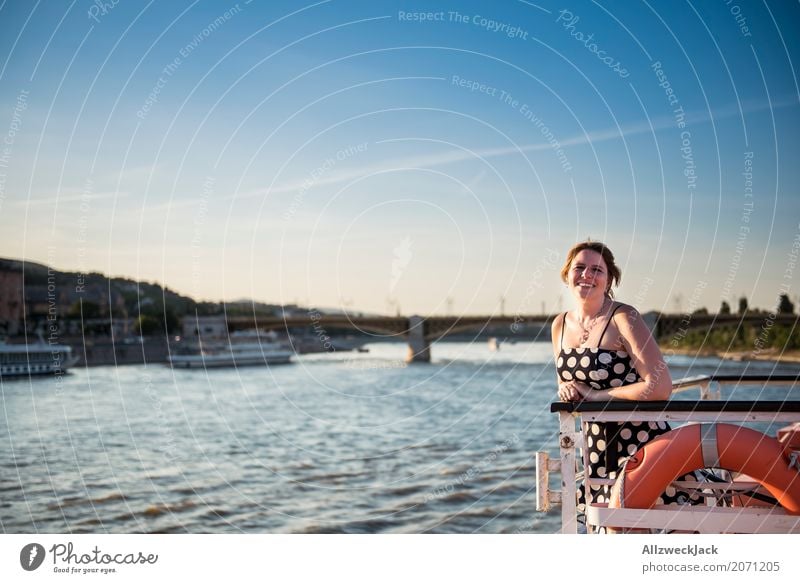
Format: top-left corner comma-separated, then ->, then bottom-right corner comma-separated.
187,312 -> 798,363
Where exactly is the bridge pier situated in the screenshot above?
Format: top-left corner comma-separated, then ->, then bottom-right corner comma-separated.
405,315 -> 430,363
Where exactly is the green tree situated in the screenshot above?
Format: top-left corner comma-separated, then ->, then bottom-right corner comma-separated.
68,300 -> 101,319
139,302 -> 179,334
163,307 -> 179,334
738,296 -> 748,314
778,294 -> 795,314
134,315 -> 161,335
720,301 -> 731,315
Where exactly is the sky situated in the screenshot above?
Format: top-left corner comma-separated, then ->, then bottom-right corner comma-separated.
0,0 -> 798,316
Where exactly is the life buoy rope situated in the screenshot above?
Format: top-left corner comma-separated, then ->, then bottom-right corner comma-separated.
609,423 -> 800,515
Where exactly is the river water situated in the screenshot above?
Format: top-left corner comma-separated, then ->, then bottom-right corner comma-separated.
1,341 -> 797,533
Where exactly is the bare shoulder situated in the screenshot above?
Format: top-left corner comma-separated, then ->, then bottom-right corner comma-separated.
608,302 -> 647,341
550,313 -> 564,355
612,302 -> 642,322
551,312 -> 565,334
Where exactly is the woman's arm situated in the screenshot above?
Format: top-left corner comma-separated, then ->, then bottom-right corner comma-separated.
575,305 -> 672,402
552,315 -> 579,401
550,315 -> 562,362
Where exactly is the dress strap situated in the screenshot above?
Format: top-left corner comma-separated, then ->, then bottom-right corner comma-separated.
597,304 -> 622,346
559,312 -> 567,349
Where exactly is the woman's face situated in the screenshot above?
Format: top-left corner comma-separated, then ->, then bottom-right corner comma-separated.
568,249 -> 609,301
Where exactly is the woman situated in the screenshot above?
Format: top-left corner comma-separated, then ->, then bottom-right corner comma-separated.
551,241 -> 698,526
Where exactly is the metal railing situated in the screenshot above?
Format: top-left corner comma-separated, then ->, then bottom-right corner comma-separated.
535,375 -> 800,534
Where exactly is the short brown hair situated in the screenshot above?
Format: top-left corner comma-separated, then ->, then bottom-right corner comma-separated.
560,240 -> 622,297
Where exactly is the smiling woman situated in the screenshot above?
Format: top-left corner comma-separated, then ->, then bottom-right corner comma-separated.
550,240 -> 702,532
553,240 -> 669,402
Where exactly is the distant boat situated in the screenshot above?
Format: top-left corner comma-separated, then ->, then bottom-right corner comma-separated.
488,337 -> 500,352
290,333 -> 369,354
0,340 -> 79,377
169,330 -> 294,369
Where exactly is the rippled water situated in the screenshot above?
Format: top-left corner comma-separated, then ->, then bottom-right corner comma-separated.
1,341 -> 796,533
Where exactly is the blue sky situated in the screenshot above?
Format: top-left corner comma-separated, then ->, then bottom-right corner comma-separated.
1,0 -> 798,315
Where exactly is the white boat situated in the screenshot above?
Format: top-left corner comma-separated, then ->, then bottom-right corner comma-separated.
0,340 -> 79,377
169,331 -> 294,369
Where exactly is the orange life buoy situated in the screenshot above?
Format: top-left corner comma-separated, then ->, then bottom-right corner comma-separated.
609,423 -> 800,514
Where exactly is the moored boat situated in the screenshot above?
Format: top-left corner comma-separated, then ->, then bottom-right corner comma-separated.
168,330 -> 294,369
0,340 -> 79,377
169,345 -> 294,369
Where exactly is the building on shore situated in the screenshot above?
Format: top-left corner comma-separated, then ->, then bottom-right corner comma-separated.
0,264 -> 23,336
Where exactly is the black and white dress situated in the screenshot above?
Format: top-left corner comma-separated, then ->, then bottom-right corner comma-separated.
556,307 -> 700,523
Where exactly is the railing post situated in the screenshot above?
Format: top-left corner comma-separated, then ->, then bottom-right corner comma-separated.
535,452 -> 550,512
700,380 -> 721,400
559,410 -> 578,534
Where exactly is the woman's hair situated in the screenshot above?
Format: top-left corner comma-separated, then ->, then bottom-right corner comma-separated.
560,240 -> 622,297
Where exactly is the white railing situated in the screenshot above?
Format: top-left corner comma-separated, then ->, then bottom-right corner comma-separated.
535,375 -> 800,534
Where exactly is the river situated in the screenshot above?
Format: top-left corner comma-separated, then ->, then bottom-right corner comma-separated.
1,341 -> 797,533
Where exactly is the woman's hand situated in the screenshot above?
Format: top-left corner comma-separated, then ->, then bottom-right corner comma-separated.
558,380 -> 593,402
572,382 -> 612,402
557,381 -> 577,402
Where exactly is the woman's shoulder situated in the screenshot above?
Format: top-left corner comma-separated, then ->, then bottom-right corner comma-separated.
610,301 -> 640,320
608,302 -> 654,345
606,302 -> 644,338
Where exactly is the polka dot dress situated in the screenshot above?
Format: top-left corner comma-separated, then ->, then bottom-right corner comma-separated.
556,311 -> 701,528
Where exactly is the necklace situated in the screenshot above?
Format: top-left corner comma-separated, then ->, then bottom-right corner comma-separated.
576,297 -> 609,345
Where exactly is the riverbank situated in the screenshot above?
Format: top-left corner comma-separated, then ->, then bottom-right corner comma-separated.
663,345 -> 800,364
